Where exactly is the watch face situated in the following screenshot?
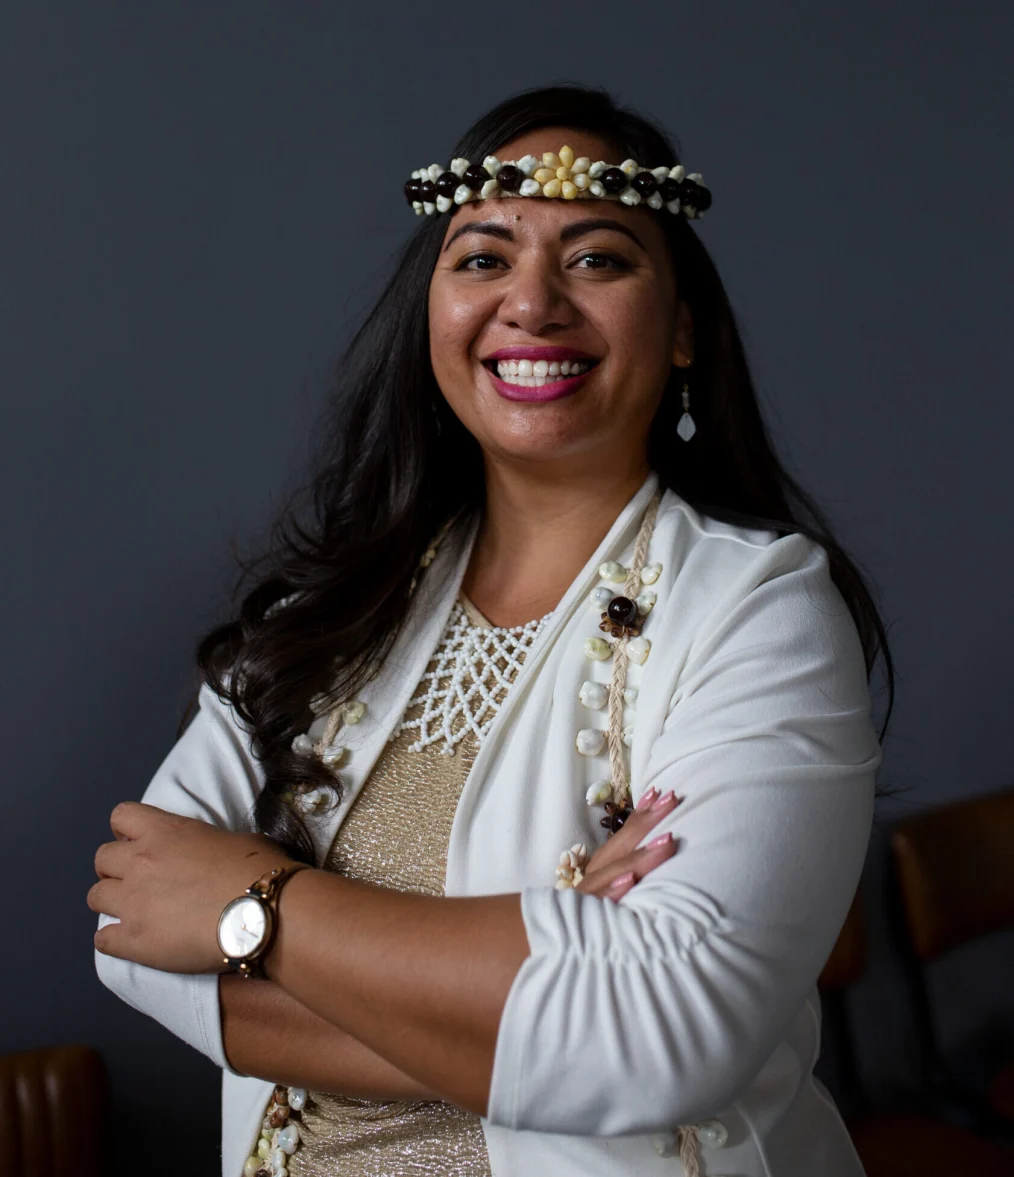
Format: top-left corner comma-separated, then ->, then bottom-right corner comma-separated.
218,896 -> 268,959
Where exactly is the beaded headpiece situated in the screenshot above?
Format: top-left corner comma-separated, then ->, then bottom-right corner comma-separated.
404,143 -> 712,220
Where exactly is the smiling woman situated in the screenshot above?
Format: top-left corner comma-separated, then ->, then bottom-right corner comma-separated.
91,83 -> 894,1177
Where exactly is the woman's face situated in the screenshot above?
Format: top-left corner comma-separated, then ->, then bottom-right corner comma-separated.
428,127 -> 693,476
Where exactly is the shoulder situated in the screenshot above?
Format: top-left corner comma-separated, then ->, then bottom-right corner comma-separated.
643,491 -> 865,701
652,489 -> 840,612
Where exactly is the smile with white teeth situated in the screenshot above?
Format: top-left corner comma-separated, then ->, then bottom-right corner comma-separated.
489,357 -> 597,387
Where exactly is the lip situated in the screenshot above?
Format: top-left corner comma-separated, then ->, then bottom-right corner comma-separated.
481,345 -> 600,362
484,363 -> 595,403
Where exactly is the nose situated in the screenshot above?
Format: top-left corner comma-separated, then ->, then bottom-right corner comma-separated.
495,256 -> 576,335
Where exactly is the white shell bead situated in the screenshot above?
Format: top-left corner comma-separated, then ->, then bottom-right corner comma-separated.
278,1122 -> 300,1154
576,728 -> 606,756
244,1158 -> 261,1177
599,561 -> 626,582
572,172 -> 590,190
623,723 -> 634,747
427,163 -> 442,182
620,158 -> 638,176
517,154 -> 539,176
669,165 -> 686,182
636,589 -> 657,613
647,192 -> 664,210
480,178 -> 498,199
585,780 -> 612,806
579,680 -> 608,709
270,1150 -> 287,1177
257,1138 -> 271,1159
588,160 -> 607,178
436,194 -> 452,213
627,637 -> 651,664
320,744 -> 346,766
482,155 -> 501,174
298,786 -> 328,811
619,187 -> 641,206
584,637 -> 612,661
453,185 -> 473,205
519,178 -> 541,196
287,1087 -> 307,1111
623,687 -> 639,706
571,156 -> 590,173
342,700 -> 366,724
651,166 -> 671,182
291,734 -> 314,756
590,586 -> 613,610
666,199 -> 681,215
422,202 -> 435,215
450,157 -> 469,177
640,562 -> 662,584
696,1119 -> 729,1148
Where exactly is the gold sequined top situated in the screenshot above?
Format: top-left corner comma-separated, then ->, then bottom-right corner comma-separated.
283,591 -> 548,1177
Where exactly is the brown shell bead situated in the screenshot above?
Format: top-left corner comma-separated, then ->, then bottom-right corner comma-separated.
273,1086 -> 289,1106
269,1104 -> 290,1127
600,801 -> 634,834
600,166 -> 628,194
496,163 -> 523,191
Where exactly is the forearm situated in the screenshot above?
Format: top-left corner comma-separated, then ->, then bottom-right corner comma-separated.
219,973 -> 440,1100
263,871 -> 530,1116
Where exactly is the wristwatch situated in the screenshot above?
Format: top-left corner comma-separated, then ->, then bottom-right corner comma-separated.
217,862 -> 313,979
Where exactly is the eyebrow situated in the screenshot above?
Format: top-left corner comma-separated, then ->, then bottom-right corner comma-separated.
441,216 -> 647,254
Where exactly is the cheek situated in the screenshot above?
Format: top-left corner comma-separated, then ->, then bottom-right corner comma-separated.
428,285 -> 493,369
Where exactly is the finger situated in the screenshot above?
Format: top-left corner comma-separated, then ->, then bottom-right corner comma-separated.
94,839 -> 131,879
109,800 -> 178,840
590,789 -> 684,871
579,833 -> 679,898
604,872 -> 635,902
86,877 -> 123,918
94,918 -> 129,960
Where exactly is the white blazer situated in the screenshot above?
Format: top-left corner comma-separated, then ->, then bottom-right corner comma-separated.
95,470 -> 881,1177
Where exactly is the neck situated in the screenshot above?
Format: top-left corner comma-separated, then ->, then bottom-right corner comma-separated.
460,454 -> 652,629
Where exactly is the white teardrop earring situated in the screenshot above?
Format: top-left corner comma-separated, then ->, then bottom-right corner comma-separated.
677,380 -> 697,442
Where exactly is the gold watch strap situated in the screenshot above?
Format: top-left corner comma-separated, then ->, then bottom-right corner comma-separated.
230,862 -> 313,979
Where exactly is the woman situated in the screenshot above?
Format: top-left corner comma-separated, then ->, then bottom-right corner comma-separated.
90,83 -> 893,1177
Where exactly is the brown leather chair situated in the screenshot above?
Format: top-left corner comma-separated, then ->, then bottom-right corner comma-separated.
818,890 -> 1014,1175
0,1044 -> 110,1177
890,787 -> 1014,1133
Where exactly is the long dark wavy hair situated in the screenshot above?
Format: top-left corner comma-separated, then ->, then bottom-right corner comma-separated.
190,83 -> 896,865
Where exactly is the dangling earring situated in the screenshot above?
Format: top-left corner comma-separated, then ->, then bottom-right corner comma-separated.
677,379 -> 697,442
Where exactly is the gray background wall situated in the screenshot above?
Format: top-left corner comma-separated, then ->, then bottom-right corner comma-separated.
3,2 -> 1011,1172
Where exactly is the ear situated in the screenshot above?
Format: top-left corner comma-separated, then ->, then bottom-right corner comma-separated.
672,299 -> 694,368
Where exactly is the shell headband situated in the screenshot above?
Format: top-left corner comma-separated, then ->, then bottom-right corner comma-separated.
404,143 -> 713,220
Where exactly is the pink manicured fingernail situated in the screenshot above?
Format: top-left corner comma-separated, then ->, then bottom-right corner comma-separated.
636,787 -> 659,811
651,789 -> 675,811
647,832 -> 673,848
608,872 -> 635,890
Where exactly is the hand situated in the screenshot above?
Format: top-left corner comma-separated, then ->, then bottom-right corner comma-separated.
87,802 -> 296,974
576,787 -> 683,902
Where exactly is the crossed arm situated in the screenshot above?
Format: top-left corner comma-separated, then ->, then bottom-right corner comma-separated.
93,724 -> 679,1114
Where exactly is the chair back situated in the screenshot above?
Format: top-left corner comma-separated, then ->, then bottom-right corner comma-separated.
0,1044 -> 109,1176
890,787 -> 1014,960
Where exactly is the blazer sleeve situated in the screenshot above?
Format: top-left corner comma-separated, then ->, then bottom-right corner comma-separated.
93,681 -> 263,1076
486,532 -> 883,1135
